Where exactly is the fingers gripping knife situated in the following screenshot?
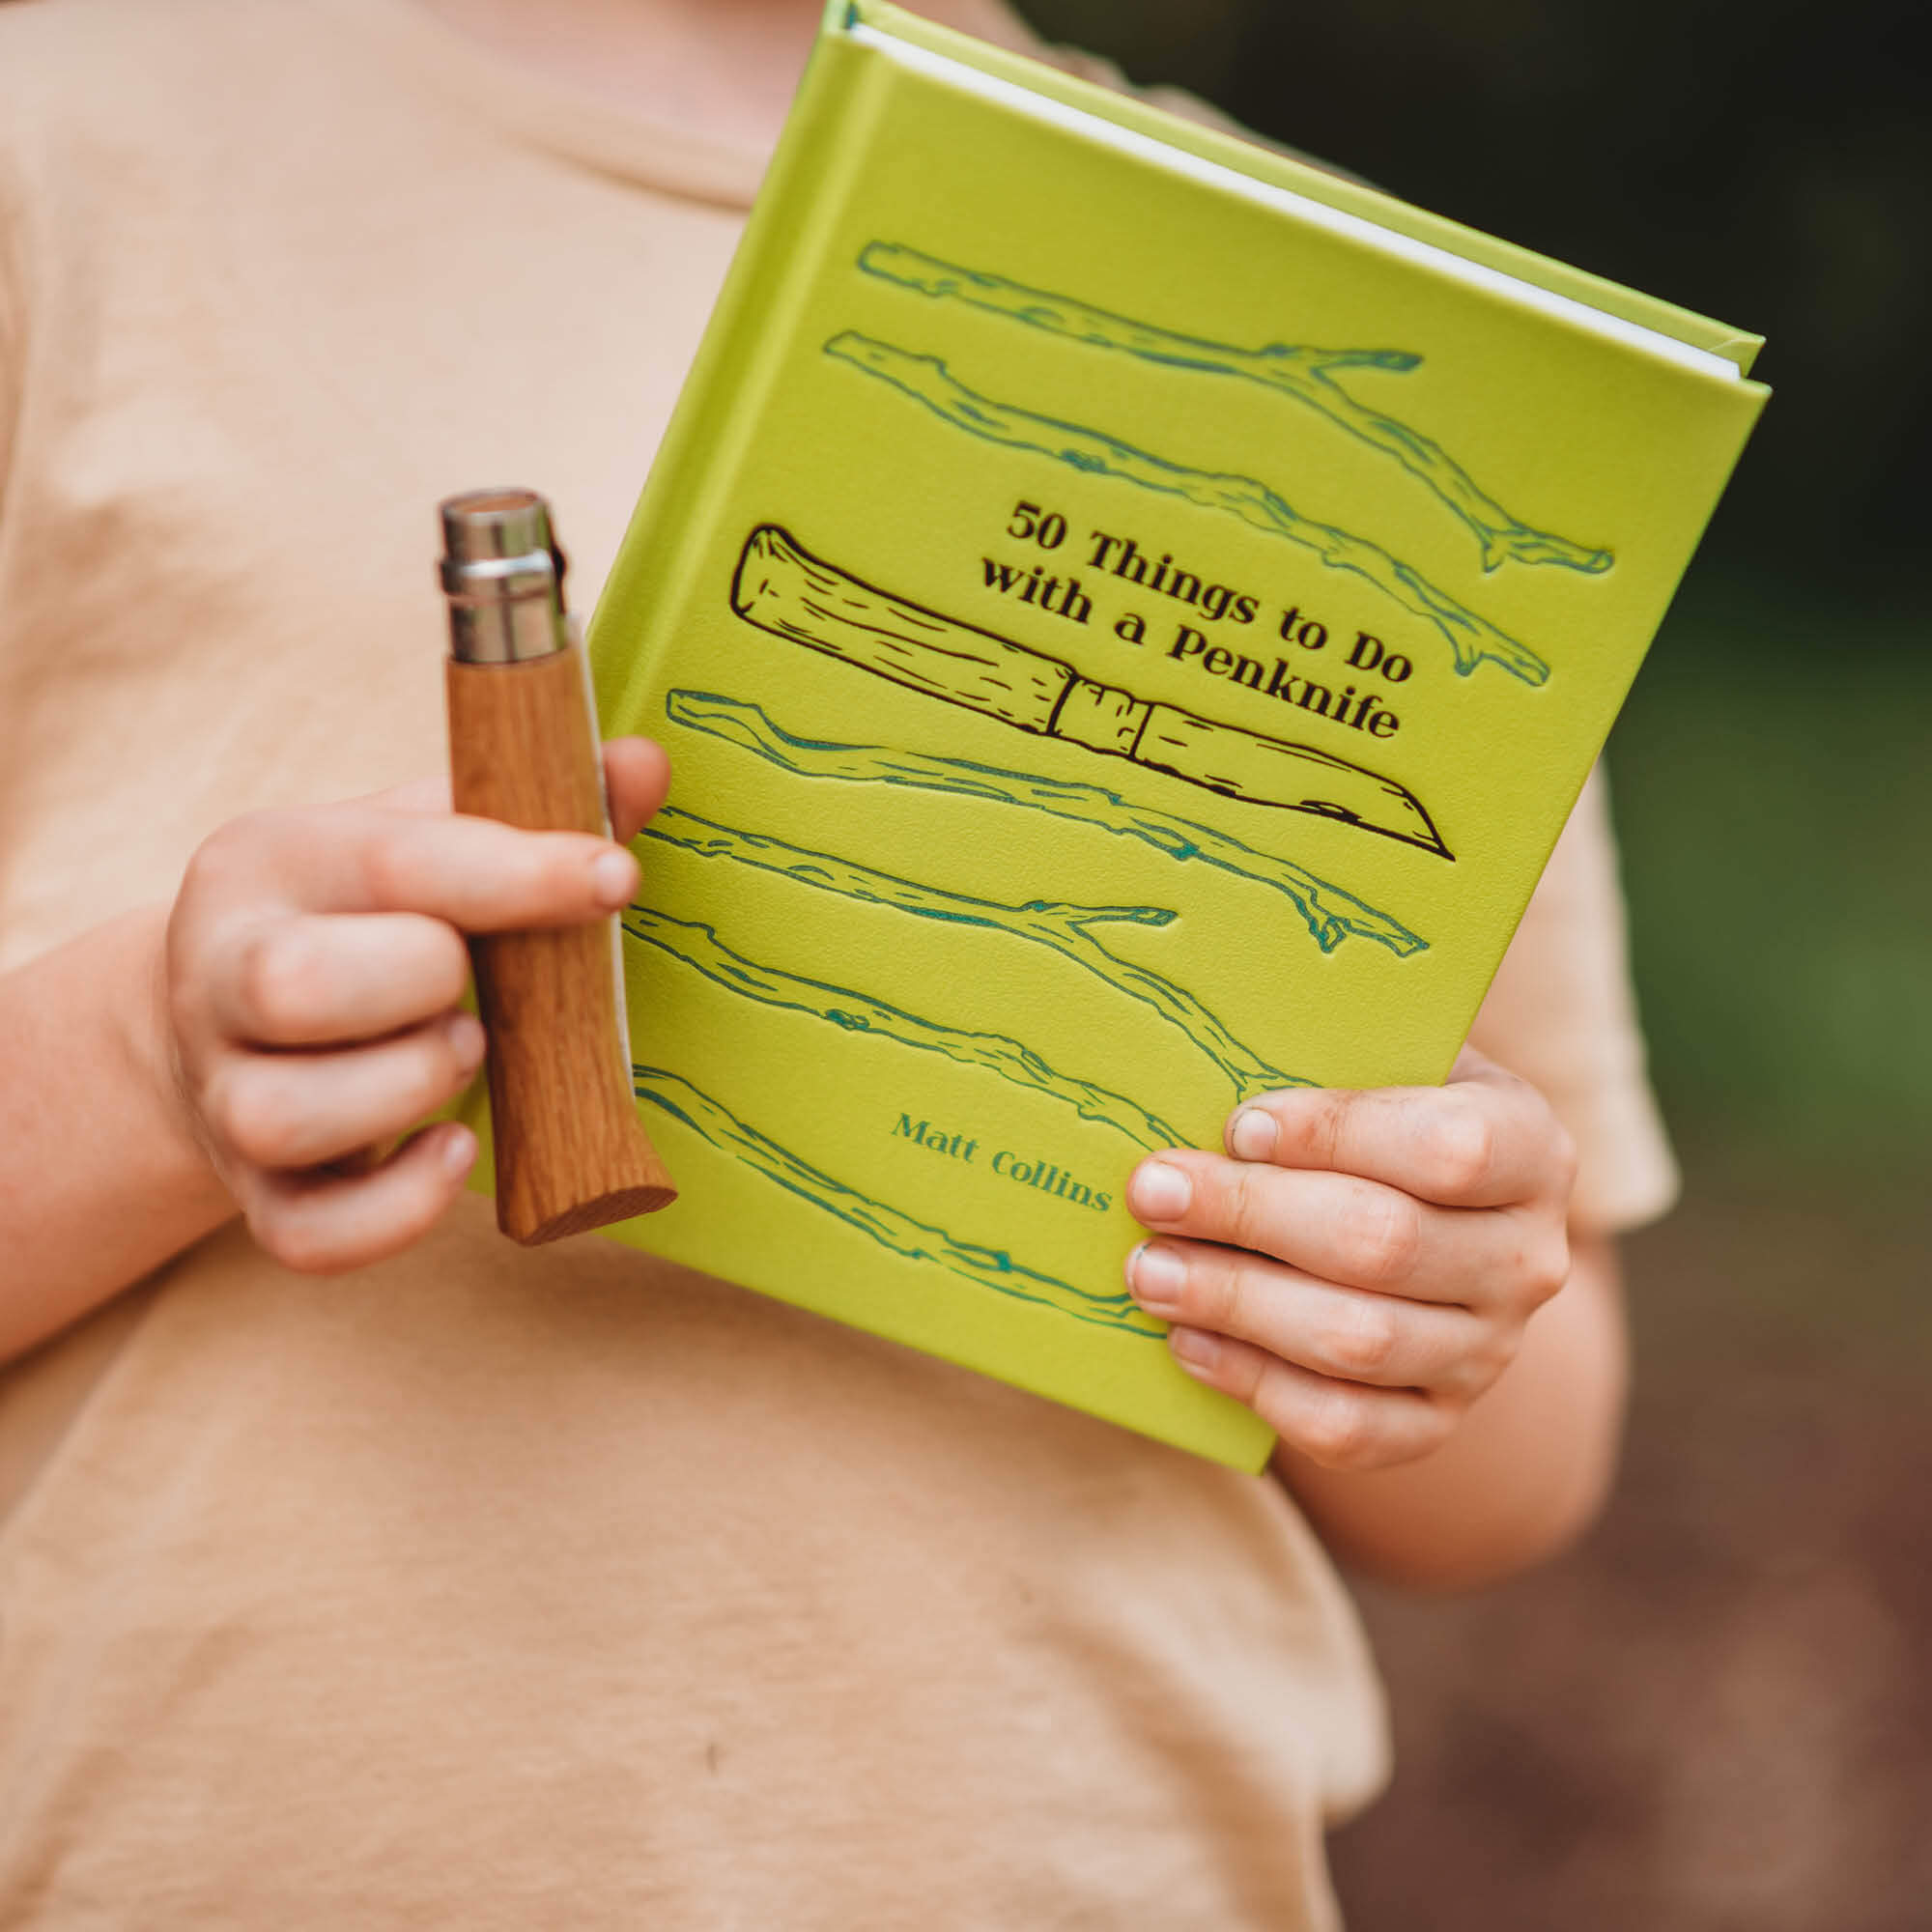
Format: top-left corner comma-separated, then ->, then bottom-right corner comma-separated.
438,489 -> 676,1242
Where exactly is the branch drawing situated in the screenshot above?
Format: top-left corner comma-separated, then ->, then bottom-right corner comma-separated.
825,331 -> 1551,685
642,805 -> 1307,1100
665,689 -> 1427,956
623,906 -> 1185,1150
631,1065 -> 1161,1334
858,242 -> 1612,577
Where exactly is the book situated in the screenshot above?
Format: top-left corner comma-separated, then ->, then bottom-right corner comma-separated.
564,0 -> 1766,1468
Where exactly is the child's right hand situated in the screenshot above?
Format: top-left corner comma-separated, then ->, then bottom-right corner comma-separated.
161,739 -> 668,1275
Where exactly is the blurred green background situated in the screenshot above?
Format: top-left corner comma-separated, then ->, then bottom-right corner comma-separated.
1018,1 -> 1930,1923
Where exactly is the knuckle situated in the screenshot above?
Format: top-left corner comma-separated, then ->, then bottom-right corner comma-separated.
186,812 -> 267,888
239,923 -> 320,1037
1198,1244 -> 1260,1337
1400,1404 -> 1460,1468
355,826 -> 415,910
251,1204 -> 348,1276
1246,1356 -> 1301,1436
1522,1228 -> 1573,1303
178,840 -> 226,908
1425,1095 -> 1497,1197
1484,1319 -> 1526,1381
219,1067 -> 307,1168
1345,1189 -> 1422,1287
1186,1249 -> 1240,1333
1271,1088 -> 1346,1167
1223,1163 -> 1275,1256
1309,1089 -> 1353,1167
1325,1295 -> 1401,1378
1548,1119 -> 1580,1199
1298,1387 -> 1377,1469
1216,1340 -> 1268,1411
1447,1325 -> 1515,1401
177,833 -> 252,933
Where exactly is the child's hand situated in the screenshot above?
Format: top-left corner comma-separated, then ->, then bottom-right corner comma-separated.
160,739 -> 669,1275
1124,1050 -> 1577,1470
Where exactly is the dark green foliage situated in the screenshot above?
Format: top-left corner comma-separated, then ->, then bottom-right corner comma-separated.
1023,0 -> 1931,604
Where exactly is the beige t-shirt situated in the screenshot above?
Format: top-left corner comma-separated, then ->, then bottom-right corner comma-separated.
0,2 -> 1675,1924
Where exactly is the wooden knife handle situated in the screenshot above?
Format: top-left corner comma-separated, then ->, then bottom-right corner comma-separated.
445,643 -> 675,1243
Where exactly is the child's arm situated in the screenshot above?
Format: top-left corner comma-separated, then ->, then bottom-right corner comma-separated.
1271,1229 -> 1624,1589
0,901 -> 240,1357
1123,1052 -> 1627,1590
0,742 -> 668,1365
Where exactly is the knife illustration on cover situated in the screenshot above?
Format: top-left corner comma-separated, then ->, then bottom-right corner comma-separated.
728,525 -> 1450,858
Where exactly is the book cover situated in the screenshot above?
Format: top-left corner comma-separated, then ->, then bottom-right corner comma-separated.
528,1 -> 1764,1467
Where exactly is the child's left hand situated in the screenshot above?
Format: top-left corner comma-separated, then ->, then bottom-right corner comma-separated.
1124,1048 -> 1577,1470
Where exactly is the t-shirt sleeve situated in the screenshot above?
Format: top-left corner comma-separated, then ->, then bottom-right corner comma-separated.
1465,766 -> 1679,1234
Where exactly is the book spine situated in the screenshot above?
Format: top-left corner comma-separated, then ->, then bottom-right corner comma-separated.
587,29 -> 889,727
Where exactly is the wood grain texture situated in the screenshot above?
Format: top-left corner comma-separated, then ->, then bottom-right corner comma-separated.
446,646 -> 675,1242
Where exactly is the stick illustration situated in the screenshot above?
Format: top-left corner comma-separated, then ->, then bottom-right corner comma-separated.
623,907 -> 1186,1150
730,525 -> 1450,856
858,242 -> 1612,577
824,332 -> 1551,686
641,806 -> 1307,1100
667,690 -> 1425,955
632,1066 -> 1161,1334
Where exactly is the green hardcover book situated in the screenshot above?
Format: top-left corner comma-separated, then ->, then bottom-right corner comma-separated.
567,0 -> 1766,1467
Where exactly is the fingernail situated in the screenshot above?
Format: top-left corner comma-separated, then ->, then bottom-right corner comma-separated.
440,1124 -> 477,1176
1168,1326 -> 1223,1378
1130,1160 -> 1191,1222
444,1010 -> 486,1069
1229,1106 -> 1277,1161
592,847 -> 639,909
1127,1242 -> 1187,1315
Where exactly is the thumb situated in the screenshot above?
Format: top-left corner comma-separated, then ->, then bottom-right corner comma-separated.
603,737 -> 672,844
